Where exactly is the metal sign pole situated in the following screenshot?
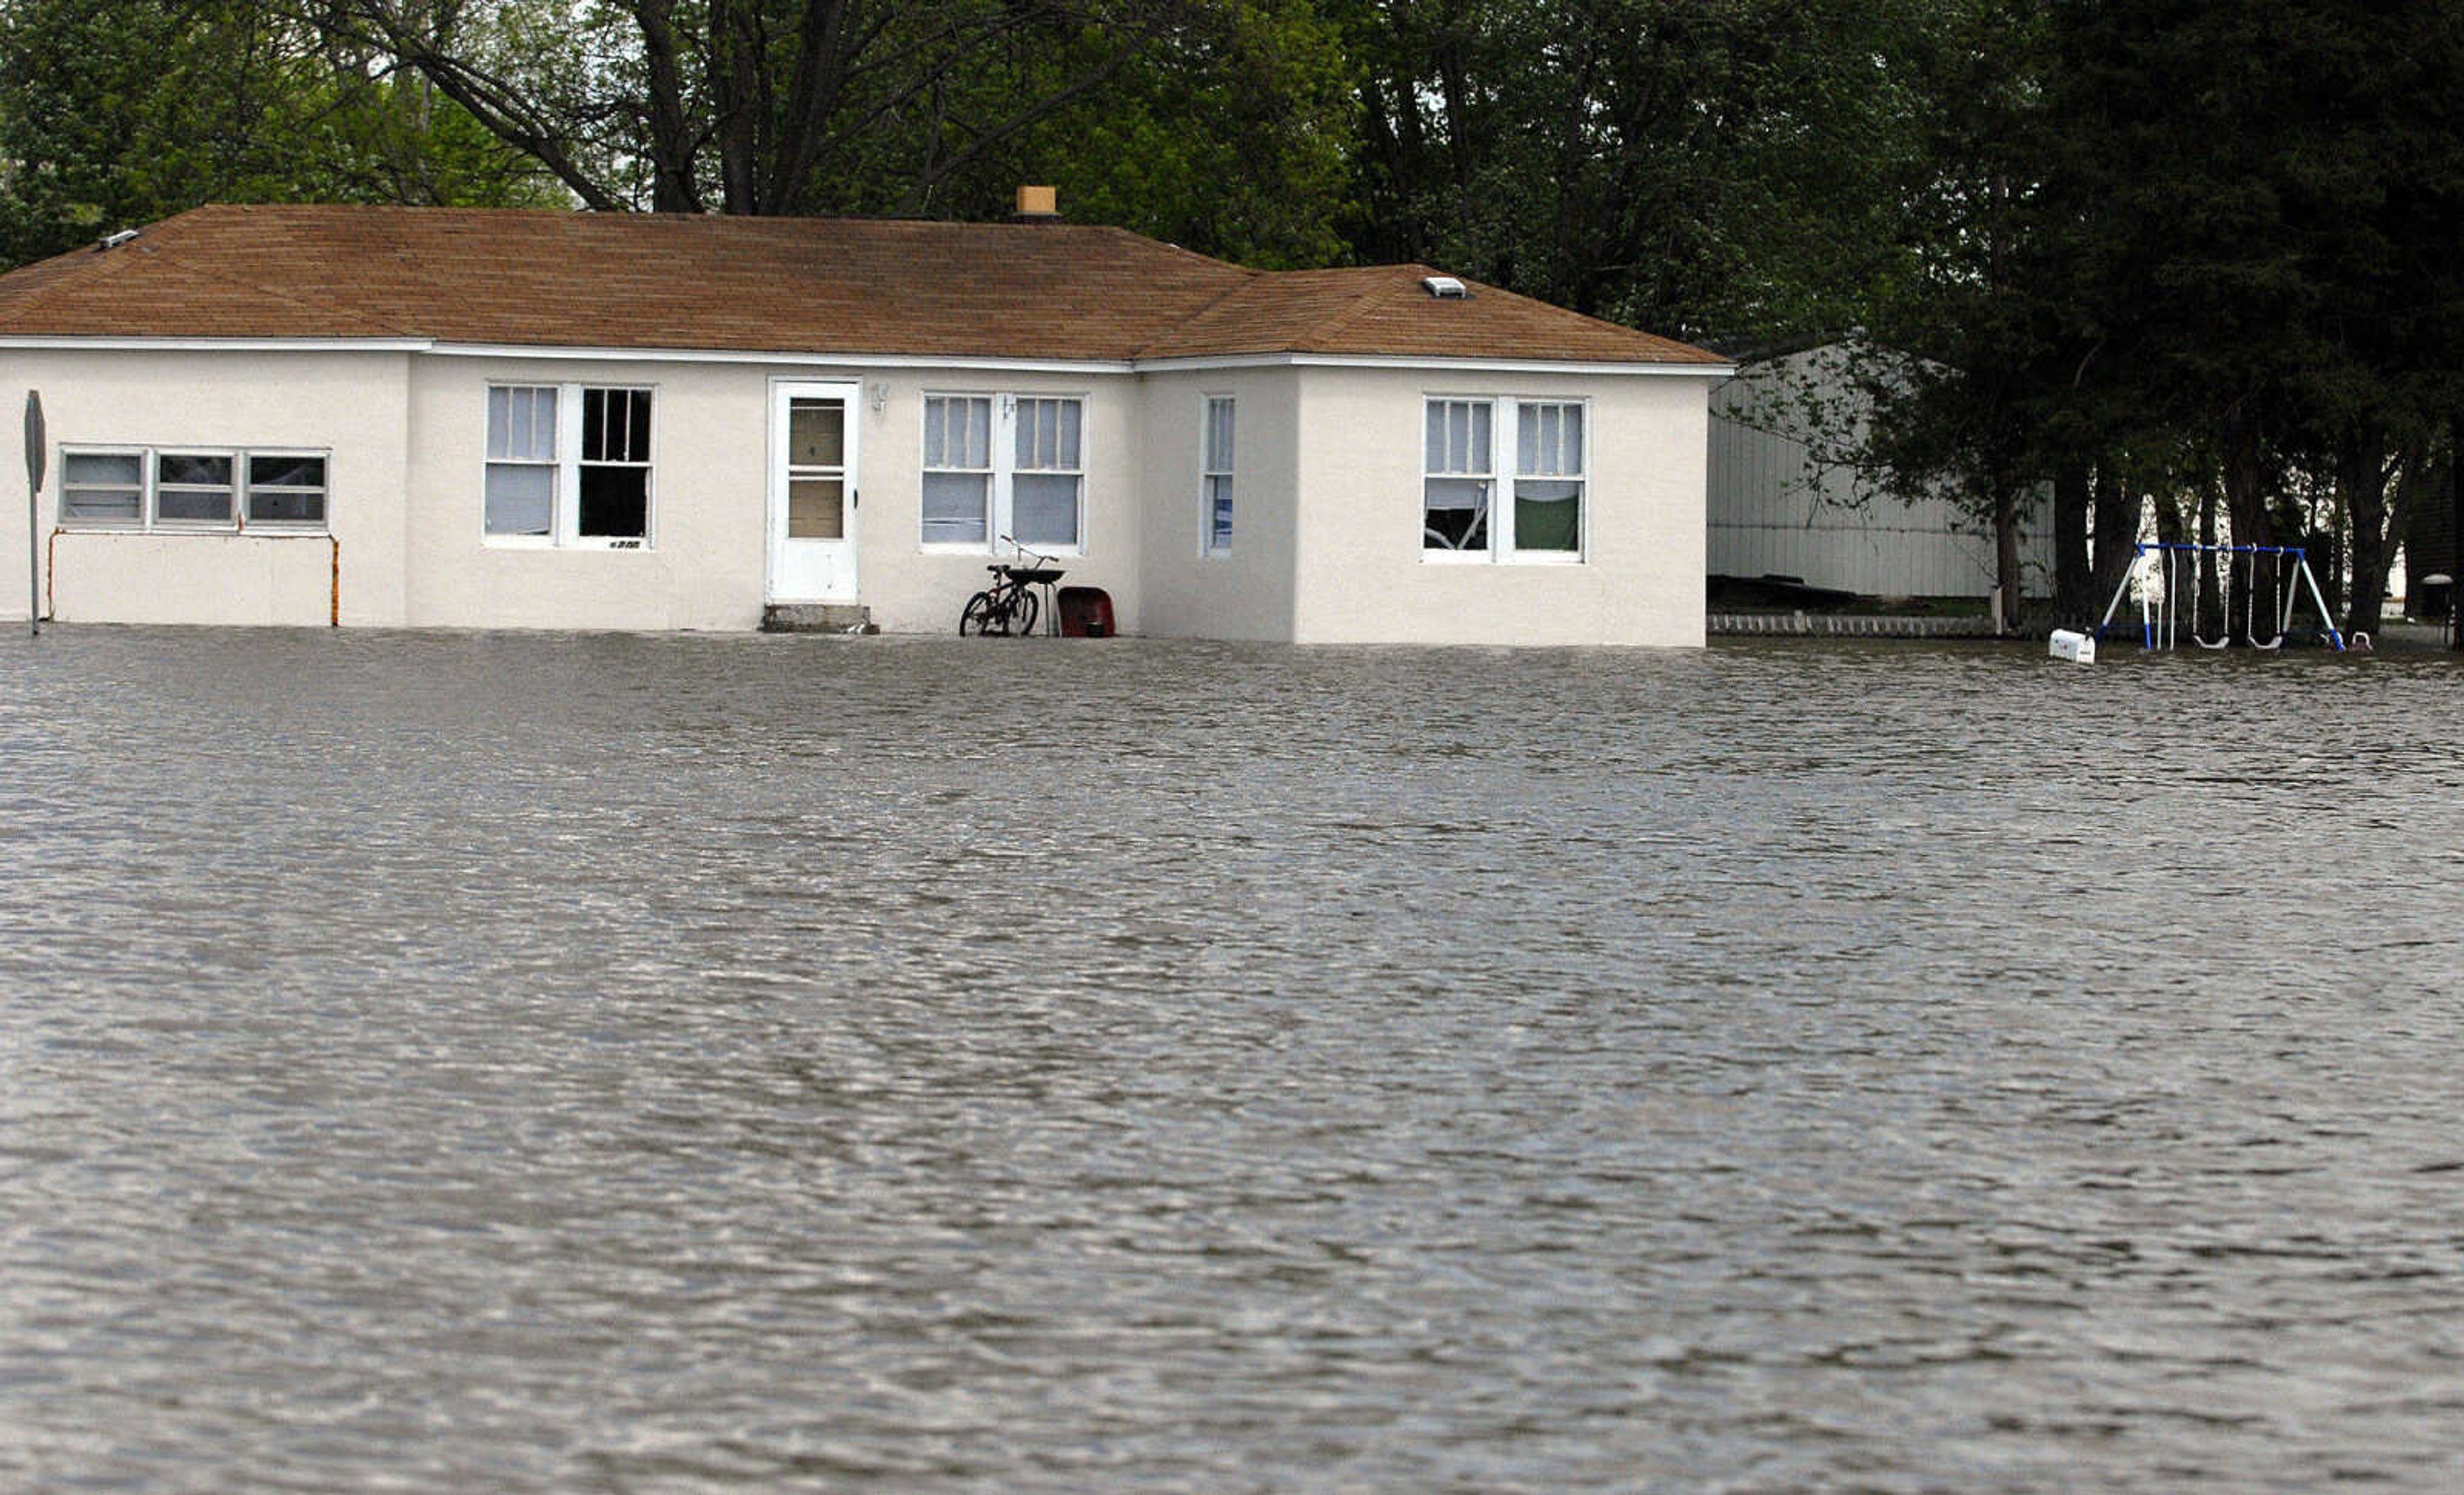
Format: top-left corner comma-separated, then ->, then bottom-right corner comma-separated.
24,390 -> 43,638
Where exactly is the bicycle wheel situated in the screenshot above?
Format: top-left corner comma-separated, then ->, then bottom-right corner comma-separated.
961,590 -> 1000,635
1008,588 -> 1040,638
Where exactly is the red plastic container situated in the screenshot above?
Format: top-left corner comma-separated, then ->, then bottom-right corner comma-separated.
1057,586 -> 1116,638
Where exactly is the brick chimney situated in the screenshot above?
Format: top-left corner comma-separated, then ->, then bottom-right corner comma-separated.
1013,185 -> 1059,221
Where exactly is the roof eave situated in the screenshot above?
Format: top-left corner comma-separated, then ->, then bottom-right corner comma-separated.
0,332 -> 1733,378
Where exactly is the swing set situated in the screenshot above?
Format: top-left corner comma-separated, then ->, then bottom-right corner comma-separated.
2094,542 -> 2348,653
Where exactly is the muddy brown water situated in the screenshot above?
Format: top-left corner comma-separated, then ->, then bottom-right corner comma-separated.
3,628 -> 2461,1492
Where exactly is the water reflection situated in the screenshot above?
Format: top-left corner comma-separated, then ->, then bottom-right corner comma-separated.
3,629 -> 2461,1491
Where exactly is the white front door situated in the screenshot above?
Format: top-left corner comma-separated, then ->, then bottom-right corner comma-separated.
768,380 -> 860,603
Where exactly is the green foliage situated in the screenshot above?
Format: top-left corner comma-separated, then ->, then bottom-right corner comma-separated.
292,1 -> 1356,266
1339,0 -> 1946,343
0,0 -> 558,268
1011,1 -> 1357,268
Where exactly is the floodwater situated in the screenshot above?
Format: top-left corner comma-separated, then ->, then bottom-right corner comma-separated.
3,626 -> 2461,1493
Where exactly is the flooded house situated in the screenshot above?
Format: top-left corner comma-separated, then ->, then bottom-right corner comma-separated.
1,198 -> 1727,645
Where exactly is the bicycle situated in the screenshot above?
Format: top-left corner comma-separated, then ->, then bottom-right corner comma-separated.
959,538 -> 1065,636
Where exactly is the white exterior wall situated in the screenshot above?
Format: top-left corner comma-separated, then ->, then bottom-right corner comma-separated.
1286,366 -> 1712,646
5,348 -> 412,626
407,359 -> 1142,633
403,355 -> 766,630
8,344 -> 1715,646
1135,368 -> 1301,641
1708,346 -> 2053,599
859,371 -> 1144,636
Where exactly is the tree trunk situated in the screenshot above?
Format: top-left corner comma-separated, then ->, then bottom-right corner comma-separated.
2053,459 -> 2091,627
2220,406 -> 2275,549
2453,410 -> 2464,650
2091,461 -> 2137,621
2218,407 -> 2279,644
1994,486 -> 2022,631
2339,427 -> 2395,638
2146,490 -> 2186,641
2197,481 -> 2223,642
629,0 -> 706,212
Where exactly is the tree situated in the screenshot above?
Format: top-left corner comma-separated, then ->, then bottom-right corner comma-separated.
1010,1 -> 1356,268
289,0 -> 1357,264
1825,0 -> 2064,624
2032,0 -> 2464,638
0,0 -> 556,268
1339,0 -> 1944,345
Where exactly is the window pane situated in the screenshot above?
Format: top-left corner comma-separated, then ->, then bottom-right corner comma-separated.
246,455 -> 327,525
62,453 -> 142,523
1519,403 -> 1582,476
249,488 -> 327,525
788,477 -> 844,540
1514,480 -> 1582,551
1428,401 -> 1490,475
581,388 -> 651,464
1016,398 -> 1081,471
1205,397 -> 1234,471
157,454 -> 232,487
921,471 -> 988,543
1011,472 -> 1079,546
62,488 -> 141,522
578,465 -> 649,538
65,452 -> 142,487
927,397 -> 991,469
484,463 -> 553,535
962,398 -> 990,467
490,387 -> 556,461
1207,474 -> 1234,549
789,400 -> 844,466
1017,400 -> 1044,467
1424,477 -> 1489,551
155,454 -> 234,522
250,455 -> 325,490
155,489 -> 233,523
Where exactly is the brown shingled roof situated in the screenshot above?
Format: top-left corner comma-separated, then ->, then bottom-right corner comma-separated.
1138,263 -> 1722,364
0,203 -> 1724,367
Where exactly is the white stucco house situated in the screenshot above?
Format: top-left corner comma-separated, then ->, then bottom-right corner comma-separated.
1,201 -> 1727,644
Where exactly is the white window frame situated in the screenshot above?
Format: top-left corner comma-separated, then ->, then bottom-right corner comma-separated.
1421,395 -> 1589,565
921,393 -> 995,547
57,446 -> 151,529
56,444 -> 331,533
243,450 -> 332,530
483,382 -> 656,551
1201,395 -> 1235,556
1509,398 -> 1587,562
919,391 -> 1088,556
151,450 -> 241,529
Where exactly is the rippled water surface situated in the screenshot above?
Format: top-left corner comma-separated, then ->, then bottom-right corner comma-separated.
4,627 -> 2463,1492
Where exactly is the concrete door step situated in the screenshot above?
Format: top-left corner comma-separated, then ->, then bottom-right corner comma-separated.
762,603 -> 877,634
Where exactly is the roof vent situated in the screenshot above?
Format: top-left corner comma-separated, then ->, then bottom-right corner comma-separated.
96,228 -> 141,252
1421,275 -> 1470,299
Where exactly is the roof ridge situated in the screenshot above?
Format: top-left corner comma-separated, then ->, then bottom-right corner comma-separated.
3,206 -> 423,339
1288,264 -> 1425,352
1130,262 -> 1270,359
0,228 -> 163,320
